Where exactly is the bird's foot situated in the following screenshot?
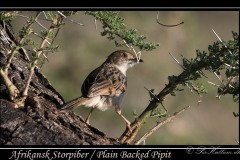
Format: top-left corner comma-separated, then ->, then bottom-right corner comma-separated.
126,121 -> 132,133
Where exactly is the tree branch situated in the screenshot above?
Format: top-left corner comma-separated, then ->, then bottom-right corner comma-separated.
134,106 -> 190,145
0,12 -> 41,101
119,32 -> 238,144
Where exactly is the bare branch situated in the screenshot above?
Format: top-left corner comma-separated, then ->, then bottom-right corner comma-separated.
156,11 -> 184,27
134,106 -> 190,145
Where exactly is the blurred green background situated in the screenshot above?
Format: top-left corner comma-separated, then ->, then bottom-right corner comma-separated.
12,11 -> 239,145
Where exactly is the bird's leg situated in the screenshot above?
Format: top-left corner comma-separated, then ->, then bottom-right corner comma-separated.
85,107 -> 95,124
115,106 -> 132,133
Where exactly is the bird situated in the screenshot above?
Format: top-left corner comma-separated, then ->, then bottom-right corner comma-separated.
60,50 -> 143,131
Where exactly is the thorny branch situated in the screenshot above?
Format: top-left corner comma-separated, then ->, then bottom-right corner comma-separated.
119,31 -> 238,144
0,11 -> 65,106
22,14 -> 64,99
0,12 -> 41,102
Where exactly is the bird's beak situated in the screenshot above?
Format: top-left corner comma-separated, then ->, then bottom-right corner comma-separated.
139,59 -> 143,62
131,58 -> 143,63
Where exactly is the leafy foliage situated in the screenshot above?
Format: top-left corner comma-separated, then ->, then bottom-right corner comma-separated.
85,11 -> 159,51
0,11 -> 18,21
168,31 -> 239,103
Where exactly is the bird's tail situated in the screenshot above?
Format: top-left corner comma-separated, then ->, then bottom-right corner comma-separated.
59,96 -> 88,110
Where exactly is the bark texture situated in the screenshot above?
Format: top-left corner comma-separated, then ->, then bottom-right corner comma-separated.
0,21 -> 119,145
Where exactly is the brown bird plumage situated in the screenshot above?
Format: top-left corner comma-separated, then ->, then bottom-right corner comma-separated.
60,50 -> 143,130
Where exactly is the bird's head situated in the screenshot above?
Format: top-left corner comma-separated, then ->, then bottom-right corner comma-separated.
106,50 -> 143,75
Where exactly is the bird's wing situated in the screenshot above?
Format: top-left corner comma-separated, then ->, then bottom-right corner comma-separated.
81,64 -> 127,97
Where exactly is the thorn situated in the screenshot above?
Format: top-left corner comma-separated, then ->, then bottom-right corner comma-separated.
42,11 -> 48,19
35,20 -> 48,30
57,11 -> 67,18
198,70 -> 208,78
213,72 -> 222,82
42,53 -> 49,62
208,81 -> 220,87
123,39 -> 131,50
169,52 -> 185,69
144,86 -> 160,101
20,47 -> 30,61
144,86 -> 168,113
160,101 -> 168,113
212,29 -> 232,55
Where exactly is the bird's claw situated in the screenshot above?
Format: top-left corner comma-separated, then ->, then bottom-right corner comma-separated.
126,122 -> 132,133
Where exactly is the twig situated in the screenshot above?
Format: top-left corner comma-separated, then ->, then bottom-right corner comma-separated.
122,39 -> 142,63
0,29 -> 14,48
35,18 -> 48,30
22,20 -> 55,97
156,11 -> 184,27
94,17 -> 97,30
123,39 -> 131,49
134,106 -> 190,145
0,12 -> 41,101
15,13 -> 30,19
32,32 -> 51,44
20,47 -> 30,61
16,13 -> 52,22
5,12 -> 41,73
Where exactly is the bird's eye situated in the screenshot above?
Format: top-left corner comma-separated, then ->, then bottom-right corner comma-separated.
122,52 -> 127,58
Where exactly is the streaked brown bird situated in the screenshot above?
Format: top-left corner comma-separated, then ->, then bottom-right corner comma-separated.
60,50 -> 143,131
